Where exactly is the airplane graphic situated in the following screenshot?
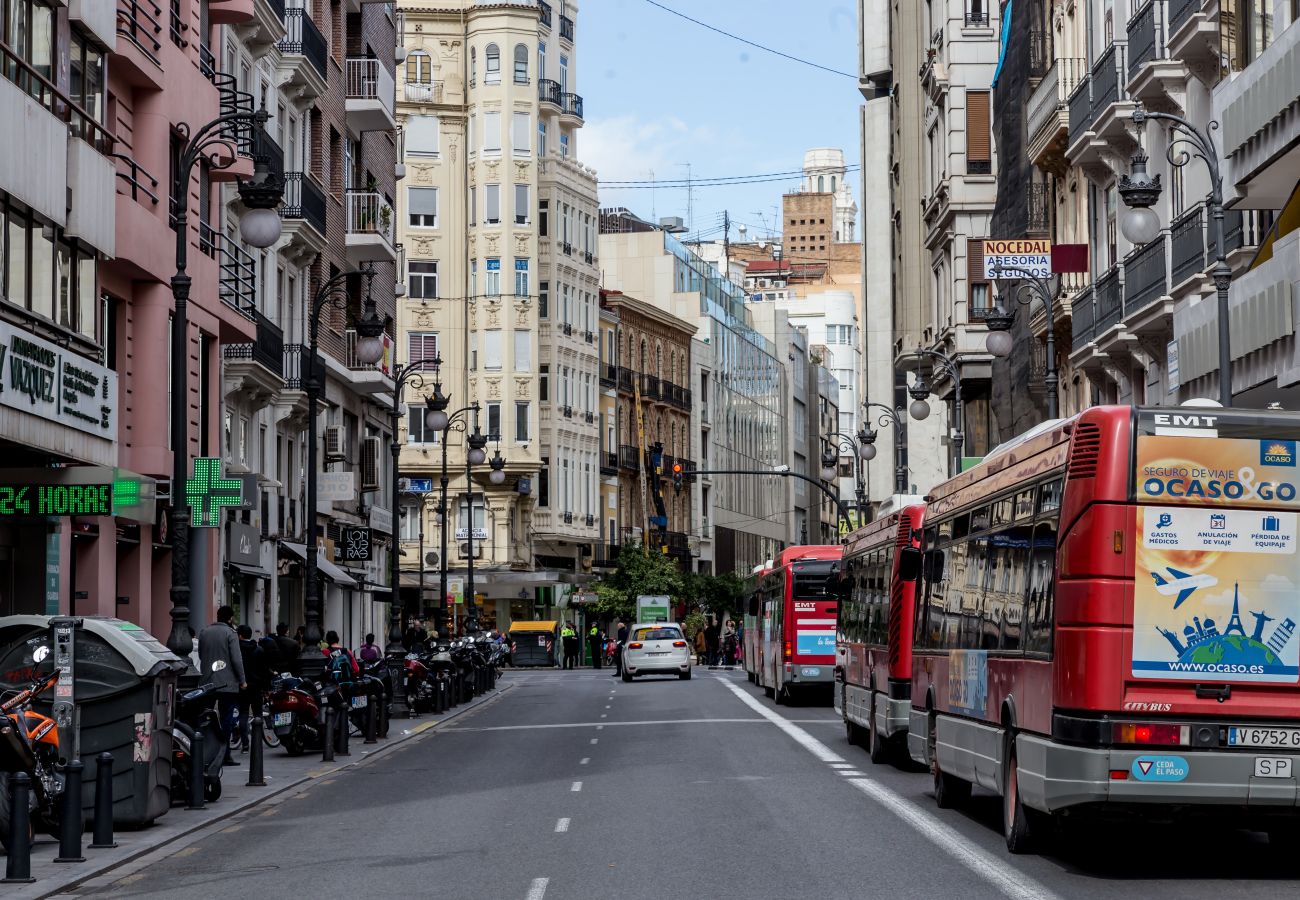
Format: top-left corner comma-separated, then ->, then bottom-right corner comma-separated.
1151,568 -> 1218,609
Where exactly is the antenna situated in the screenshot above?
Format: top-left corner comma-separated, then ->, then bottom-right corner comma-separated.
723,209 -> 731,277
678,162 -> 694,233
649,168 -> 656,223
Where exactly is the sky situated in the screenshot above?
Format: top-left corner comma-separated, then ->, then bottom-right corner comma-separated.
578,0 -> 861,245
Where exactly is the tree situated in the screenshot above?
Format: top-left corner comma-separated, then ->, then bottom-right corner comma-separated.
590,542 -> 685,621
683,571 -> 743,619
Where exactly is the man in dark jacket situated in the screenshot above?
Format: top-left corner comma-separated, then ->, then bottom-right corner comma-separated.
235,625 -> 263,752
613,620 -> 629,676
273,622 -> 299,675
199,606 -> 246,765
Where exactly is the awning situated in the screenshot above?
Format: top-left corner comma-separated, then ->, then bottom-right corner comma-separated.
399,572 -> 440,589
279,542 -> 359,588
227,561 -> 273,581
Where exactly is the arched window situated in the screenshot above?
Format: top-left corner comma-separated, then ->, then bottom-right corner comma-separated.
469,47 -> 476,86
513,44 -> 528,83
406,50 -> 432,84
831,175 -> 837,192
817,175 -> 825,192
656,343 -> 663,378
485,44 -> 500,83
640,338 -> 647,372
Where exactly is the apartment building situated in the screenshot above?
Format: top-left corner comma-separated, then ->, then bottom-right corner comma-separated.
394,0 -> 593,627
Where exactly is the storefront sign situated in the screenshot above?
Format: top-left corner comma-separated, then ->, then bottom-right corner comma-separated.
0,482 -> 115,516
45,533 -> 59,615
455,527 -> 488,540
186,458 -> 243,527
318,471 -> 356,502
340,526 -> 372,561
369,506 -> 392,532
0,321 -> 117,439
982,239 -> 1051,280
228,521 -> 261,567
448,578 -> 464,605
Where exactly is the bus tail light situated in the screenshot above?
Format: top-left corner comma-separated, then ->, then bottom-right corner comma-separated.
628,642 -> 644,649
784,641 -> 792,661
1109,770 -> 1128,780
672,641 -> 687,647
1113,723 -> 1188,745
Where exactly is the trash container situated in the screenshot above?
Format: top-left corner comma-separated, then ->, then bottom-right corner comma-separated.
0,615 -> 188,827
508,621 -> 559,667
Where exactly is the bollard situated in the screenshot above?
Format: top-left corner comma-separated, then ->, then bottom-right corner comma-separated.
321,706 -> 336,763
436,677 -> 446,714
246,718 -> 267,787
54,759 -> 86,863
187,727 -> 206,810
364,693 -> 378,744
89,752 -> 117,849
379,688 -> 390,738
336,701 -> 351,757
2,772 -> 35,883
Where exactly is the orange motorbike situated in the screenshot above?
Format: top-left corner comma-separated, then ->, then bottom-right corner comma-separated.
0,669 -> 66,852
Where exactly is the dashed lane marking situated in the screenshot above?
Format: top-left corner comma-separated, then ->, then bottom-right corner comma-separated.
555,818 -> 570,833
590,738 -> 598,744
526,876 -> 550,900
571,781 -> 583,792
580,757 -> 590,765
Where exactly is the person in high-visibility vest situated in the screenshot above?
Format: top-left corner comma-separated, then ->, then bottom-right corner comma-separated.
561,623 -> 578,669
587,623 -> 603,669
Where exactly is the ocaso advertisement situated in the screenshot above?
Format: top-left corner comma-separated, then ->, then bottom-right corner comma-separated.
1134,436 -> 1300,684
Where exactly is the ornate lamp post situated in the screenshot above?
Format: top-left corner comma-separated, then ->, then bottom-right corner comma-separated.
1119,105 -> 1232,405
859,401 -> 909,495
165,108 -> 284,660
824,431 -> 870,519
299,270 -> 386,667
901,347 -> 965,477
984,263 -> 1062,418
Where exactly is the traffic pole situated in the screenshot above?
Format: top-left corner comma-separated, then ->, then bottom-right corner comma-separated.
54,759 -> 85,863
2,772 -> 35,883
89,752 -> 117,849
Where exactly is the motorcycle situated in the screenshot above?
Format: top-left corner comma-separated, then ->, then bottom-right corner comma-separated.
267,673 -> 323,757
0,668 -> 66,852
357,656 -> 391,738
404,641 -> 455,714
170,683 -> 228,804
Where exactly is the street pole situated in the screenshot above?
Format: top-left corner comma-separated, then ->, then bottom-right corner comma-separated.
987,264 -> 1060,419
905,348 -> 964,477
689,467 -> 854,532
164,109 -> 284,659
862,401 -> 907,495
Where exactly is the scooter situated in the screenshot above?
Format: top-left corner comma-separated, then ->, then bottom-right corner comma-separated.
0,669 -> 66,852
170,682 -> 227,804
267,673 -> 323,757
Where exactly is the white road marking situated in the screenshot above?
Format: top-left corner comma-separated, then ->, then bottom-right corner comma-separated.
829,763 -> 854,768
604,704 -> 611,709
718,679 -> 1062,900
596,725 -> 604,730
600,713 -> 607,718
555,818 -> 570,833
444,718 -> 765,732
526,877 -> 549,900
571,781 -> 583,792
580,757 -> 590,765
840,770 -> 866,777
590,738 -> 598,745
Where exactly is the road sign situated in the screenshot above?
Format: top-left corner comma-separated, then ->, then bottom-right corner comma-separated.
186,458 -> 242,527
982,239 -> 1051,279
636,595 -> 671,623
400,477 -> 433,493
340,525 -> 372,561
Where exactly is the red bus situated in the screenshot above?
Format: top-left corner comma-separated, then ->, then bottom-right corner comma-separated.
741,563 -> 770,683
906,405 -> 1300,852
743,546 -> 844,704
836,501 -> 925,763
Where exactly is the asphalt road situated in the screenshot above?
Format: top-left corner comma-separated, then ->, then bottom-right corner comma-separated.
72,667 -> 1300,900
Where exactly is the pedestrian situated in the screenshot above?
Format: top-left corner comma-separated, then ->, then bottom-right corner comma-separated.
235,624 -> 261,752
294,625 -> 307,653
198,606 -> 245,767
561,622 -> 578,669
694,625 -> 707,665
273,622 -> 299,674
358,632 -> 382,664
722,619 -> 737,665
322,631 -> 360,680
613,619 -> 629,676
705,617 -> 721,666
587,622 -> 603,669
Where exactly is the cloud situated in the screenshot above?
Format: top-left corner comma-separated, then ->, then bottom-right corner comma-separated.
581,114 -> 714,185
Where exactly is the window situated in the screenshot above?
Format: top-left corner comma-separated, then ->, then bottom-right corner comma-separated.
539,281 -> 549,318
469,46 -> 476,86
487,402 -> 501,439
485,258 -> 501,296
514,184 -> 530,224
538,119 -> 547,157
826,324 -> 853,344
513,44 -> 528,82
407,404 -> 440,444
483,111 -> 501,153
485,43 -> 500,83
406,115 -> 439,155
539,200 -> 549,236
485,184 -> 501,224
484,329 -> 503,370
410,261 -> 438,299
560,133 -> 569,158
970,283 -> 989,315
538,41 -> 546,80
408,187 -> 438,227
458,494 -> 486,533
559,54 -> 568,93
514,328 -> 531,371
539,458 -> 550,507
399,501 -> 421,540
408,331 -> 439,365
470,259 -> 477,297
68,27 -> 104,131
512,111 -> 530,155
540,365 -> 549,400
469,185 -> 476,225
966,91 -> 991,175
514,258 -> 530,297
515,401 -> 530,441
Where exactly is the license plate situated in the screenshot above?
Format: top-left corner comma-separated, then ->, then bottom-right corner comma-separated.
801,667 -> 822,677
1228,727 -> 1300,748
273,712 -> 292,727
350,695 -> 368,709
647,651 -> 668,656
1254,757 -> 1294,779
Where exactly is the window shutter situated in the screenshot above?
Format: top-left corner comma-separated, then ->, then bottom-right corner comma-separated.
484,112 -> 501,151
513,112 -> 530,152
967,238 -> 987,284
409,187 -> 438,216
966,91 -> 991,174
486,184 -> 500,222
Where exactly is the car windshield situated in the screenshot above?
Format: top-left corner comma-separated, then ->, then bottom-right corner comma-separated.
633,627 -> 681,641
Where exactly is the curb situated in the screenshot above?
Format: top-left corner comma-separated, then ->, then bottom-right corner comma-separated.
15,681 -> 514,900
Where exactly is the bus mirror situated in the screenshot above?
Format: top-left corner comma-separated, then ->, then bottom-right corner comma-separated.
897,547 -> 922,582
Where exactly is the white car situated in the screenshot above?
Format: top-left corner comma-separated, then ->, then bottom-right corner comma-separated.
622,623 -> 692,681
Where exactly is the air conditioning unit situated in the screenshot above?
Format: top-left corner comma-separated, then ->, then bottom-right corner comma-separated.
324,426 -> 347,462
424,551 -> 440,567
459,543 -> 483,559
360,436 -> 382,491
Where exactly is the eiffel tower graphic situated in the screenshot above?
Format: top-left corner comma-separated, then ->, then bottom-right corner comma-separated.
1224,583 -> 1248,637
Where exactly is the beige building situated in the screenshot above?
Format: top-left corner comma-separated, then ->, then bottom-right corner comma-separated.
395,0 -> 594,627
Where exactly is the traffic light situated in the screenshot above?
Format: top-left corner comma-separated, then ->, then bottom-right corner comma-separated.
672,462 -> 684,494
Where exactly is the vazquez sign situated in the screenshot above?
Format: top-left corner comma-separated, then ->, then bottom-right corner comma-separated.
0,322 -> 117,440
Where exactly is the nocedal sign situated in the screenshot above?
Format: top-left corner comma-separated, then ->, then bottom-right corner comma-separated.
1141,466 -> 1298,502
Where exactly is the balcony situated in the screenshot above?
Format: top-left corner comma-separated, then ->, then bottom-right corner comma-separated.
1027,57 -> 1085,174
1027,183 -> 1051,236
344,329 -> 395,394
115,0 -> 165,87
111,151 -> 160,208
563,512 -> 573,525
561,92 -> 584,122
594,544 -> 619,569
561,405 -> 573,419
344,190 -> 397,265
1093,265 -> 1125,334
538,1 -> 551,29
616,367 -> 634,393
404,81 -> 443,104
1166,0 -> 1219,83
1122,234 -> 1171,325
223,310 -> 285,407
345,58 -> 396,136
618,445 -> 640,474
638,372 -> 661,401
600,363 -> 616,388
1071,286 -> 1097,353
601,452 -> 617,476
1170,203 -> 1207,288
280,172 -> 328,254
277,7 -> 329,100
1217,22 -> 1300,207
1127,0 -> 1186,112
538,78 -> 562,108
562,322 -> 573,337
1089,42 -> 1136,150
200,225 -> 258,321
1066,75 -> 1093,158
559,14 -> 573,42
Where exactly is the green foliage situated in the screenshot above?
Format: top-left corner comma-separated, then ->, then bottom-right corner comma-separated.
683,571 -> 743,618
590,542 -> 685,621
681,610 -> 707,642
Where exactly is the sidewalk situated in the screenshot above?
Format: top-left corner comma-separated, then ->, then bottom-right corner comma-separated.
5,681 -> 514,900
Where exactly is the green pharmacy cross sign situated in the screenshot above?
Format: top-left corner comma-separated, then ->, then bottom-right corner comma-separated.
186,457 -> 243,527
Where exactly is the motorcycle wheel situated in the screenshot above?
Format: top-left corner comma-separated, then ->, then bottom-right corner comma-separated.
281,729 -> 306,757
204,778 -> 222,802
260,703 -> 282,747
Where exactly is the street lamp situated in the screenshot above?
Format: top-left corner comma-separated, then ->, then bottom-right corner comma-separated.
986,263 -> 1063,418
488,449 -> 508,485
299,268 -> 382,669
1121,104 -> 1232,405
826,431 -> 870,520
165,107 -> 284,660
901,347 -> 965,476
861,401 -> 909,495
